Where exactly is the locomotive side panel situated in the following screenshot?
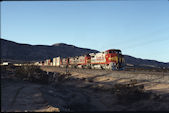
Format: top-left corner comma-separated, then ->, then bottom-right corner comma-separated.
90,52 -> 106,64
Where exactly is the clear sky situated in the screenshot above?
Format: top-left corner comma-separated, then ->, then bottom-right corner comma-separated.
1,0 -> 169,62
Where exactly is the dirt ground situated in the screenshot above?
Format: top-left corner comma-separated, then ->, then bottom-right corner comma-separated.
41,66 -> 169,94
1,66 -> 169,111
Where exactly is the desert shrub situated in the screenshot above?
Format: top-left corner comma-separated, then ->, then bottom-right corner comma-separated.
1,66 -> 7,78
57,73 -> 72,82
0,65 -> 6,73
1,65 -> 15,72
112,79 -> 149,104
1,65 -> 17,78
15,65 -> 41,75
15,65 -> 48,84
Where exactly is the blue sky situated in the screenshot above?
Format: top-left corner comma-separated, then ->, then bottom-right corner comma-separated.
1,1 -> 169,62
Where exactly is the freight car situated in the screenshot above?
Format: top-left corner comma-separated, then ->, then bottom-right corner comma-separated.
35,49 -> 125,70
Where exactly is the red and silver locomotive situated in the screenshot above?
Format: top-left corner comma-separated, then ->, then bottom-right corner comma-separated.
90,49 -> 124,70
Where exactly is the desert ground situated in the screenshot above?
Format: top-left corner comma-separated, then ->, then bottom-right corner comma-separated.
1,65 -> 169,112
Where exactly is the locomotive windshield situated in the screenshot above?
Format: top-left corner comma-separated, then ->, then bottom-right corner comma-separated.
108,50 -> 121,54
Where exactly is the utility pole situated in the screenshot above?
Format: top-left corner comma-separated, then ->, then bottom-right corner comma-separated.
163,67 -> 165,77
65,64 -> 69,74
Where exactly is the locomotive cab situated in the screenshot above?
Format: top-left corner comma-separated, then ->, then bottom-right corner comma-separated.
105,49 -> 124,70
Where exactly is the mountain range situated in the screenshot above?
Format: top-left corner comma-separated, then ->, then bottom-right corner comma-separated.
1,38 -> 169,68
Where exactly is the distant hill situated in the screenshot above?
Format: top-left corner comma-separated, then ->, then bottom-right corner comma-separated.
1,38 -> 169,68
124,55 -> 169,68
0,38 -> 99,62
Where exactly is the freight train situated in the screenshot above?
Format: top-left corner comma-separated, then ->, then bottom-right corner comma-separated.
34,49 -> 125,70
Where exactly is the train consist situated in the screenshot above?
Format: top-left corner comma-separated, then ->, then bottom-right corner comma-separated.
34,49 -> 125,70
